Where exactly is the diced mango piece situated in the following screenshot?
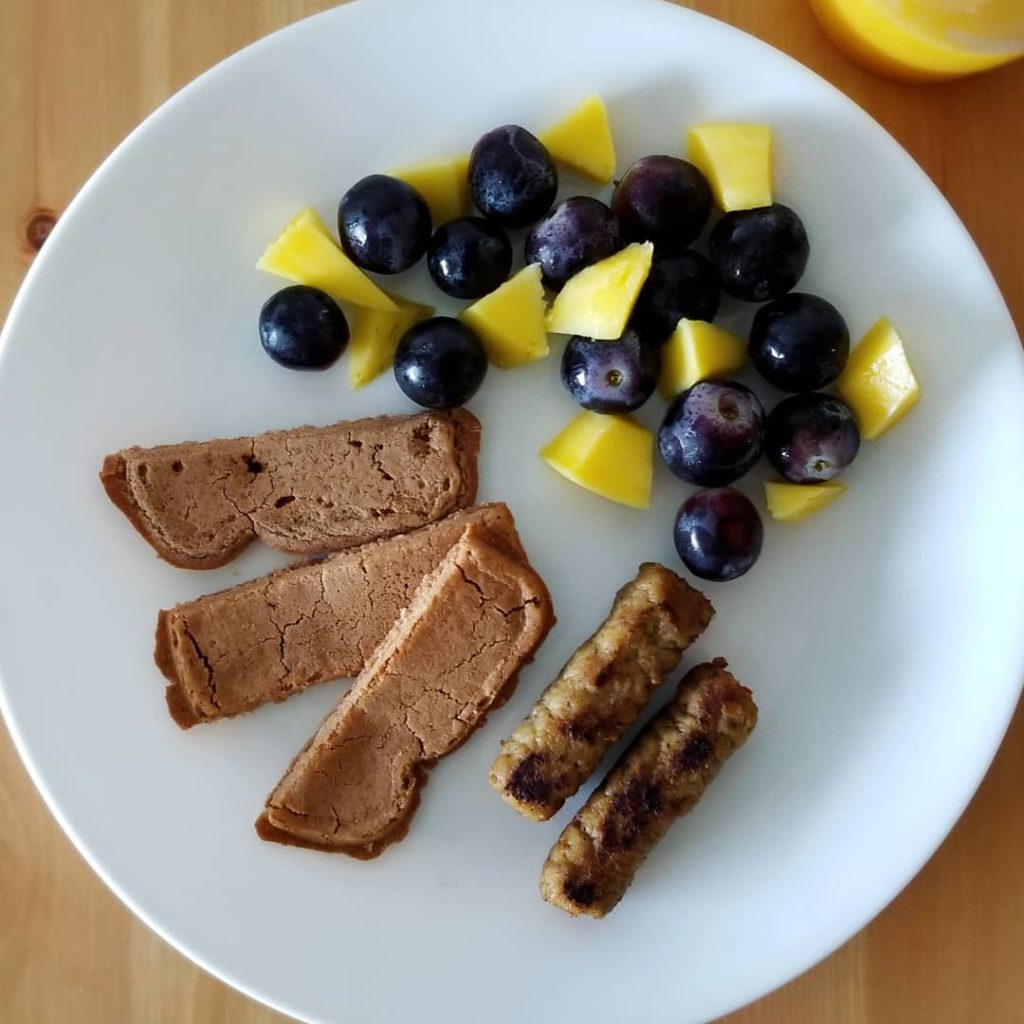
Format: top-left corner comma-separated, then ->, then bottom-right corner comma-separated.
765,481 -> 846,522
688,123 -> 773,212
539,95 -> 617,185
545,242 -> 654,340
256,209 -> 396,312
348,294 -> 433,389
837,317 -> 919,440
540,411 -> 653,510
460,263 -> 549,369
659,318 -> 747,398
390,154 -> 471,226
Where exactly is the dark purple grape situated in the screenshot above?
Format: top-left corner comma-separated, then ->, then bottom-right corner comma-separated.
765,393 -> 860,483
393,317 -> 487,410
469,125 -> 558,228
749,293 -> 850,392
561,329 -> 659,413
709,203 -> 809,302
631,251 -> 720,347
659,381 -> 765,486
338,174 -> 431,274
259,285 -> 348,370
611,156 -> 712,249
525,197 -> 620,290
427,217 -> 512,299
674,488 -> 763,582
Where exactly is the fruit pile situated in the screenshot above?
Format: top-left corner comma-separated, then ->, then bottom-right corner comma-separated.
254,96 -> 919,583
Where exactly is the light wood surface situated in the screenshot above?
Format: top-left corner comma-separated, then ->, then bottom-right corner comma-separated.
1,1 -> 1022,1021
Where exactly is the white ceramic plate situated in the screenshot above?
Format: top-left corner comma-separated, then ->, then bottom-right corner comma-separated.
2,0 -> 1023,1021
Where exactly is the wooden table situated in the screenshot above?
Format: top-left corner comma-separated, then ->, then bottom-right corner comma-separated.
2,2 -> 1021,1020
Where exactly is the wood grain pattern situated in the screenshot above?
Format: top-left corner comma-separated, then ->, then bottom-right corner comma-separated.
1,1 -> 1021,1021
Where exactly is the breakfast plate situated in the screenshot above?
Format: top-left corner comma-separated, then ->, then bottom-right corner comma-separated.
1,0 -> 1023,1021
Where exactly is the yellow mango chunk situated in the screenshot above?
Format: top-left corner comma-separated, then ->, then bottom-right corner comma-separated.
688,123 -> 773,212
546,242 -> 654,340
540,411 -> 653,510
348,294 -> 433,389
765,481 -> 846,522
460,263 -> 549,369
391,154 -> 471,226
837,317 -> 919,440
256,209 -> 396,312
659,319 -> 747,398
539,95 -> 617,185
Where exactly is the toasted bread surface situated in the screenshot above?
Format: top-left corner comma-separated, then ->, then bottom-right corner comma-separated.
257,526 -> 554,858
156,503 -> 526,727
102,409 -> 480,569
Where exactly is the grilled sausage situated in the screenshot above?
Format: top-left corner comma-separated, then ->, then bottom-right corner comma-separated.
540,658 -> 757,918
490,563 -> 713,821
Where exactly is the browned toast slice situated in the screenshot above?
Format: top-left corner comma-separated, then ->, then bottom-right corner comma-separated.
101,408 -> 480,569
156,503 -> 528,729
256,525 -> 555,859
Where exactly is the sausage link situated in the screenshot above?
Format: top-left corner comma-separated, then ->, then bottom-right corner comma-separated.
490,563 -> 713,821
540,658 -> 757,918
